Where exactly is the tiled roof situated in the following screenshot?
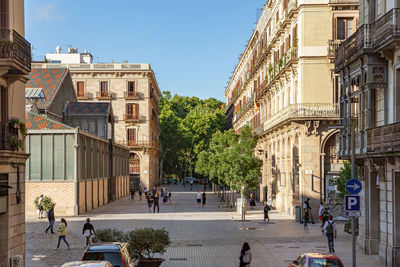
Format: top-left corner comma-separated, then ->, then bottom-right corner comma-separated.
64,102 -> 110,115
26,68 -> 67,110
26,112 -> 73,130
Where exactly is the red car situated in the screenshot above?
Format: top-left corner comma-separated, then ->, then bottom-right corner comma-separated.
289,253 -> 344,267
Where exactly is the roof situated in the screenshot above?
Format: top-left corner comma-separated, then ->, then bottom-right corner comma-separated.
26,111 -> 73,130
64,102 -> 111,116
26,68 -> 67,109
85,243 -> 125,253
25,88 -> 44,99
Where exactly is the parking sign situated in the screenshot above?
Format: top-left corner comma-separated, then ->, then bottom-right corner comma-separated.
345,195 -> 360,212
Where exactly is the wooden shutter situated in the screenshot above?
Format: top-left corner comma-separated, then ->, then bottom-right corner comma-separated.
0,86 -> 8,122
127,129 -> 136,145
128,81 -> 135,92
77,82 -> 84,96
126,103 -> 133,115
134,104 -> 139,116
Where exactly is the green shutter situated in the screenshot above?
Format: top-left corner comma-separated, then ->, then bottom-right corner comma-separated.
53,135 -> 64,180
42,135 -> 52,180
30,135 -> 41,180
25,137 -> 30,180
65,134 -> 74,180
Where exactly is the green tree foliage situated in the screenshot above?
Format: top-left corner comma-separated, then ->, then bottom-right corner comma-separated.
196,126 -> 262,193
159,91 -> 225,178
333,160 -> 357,201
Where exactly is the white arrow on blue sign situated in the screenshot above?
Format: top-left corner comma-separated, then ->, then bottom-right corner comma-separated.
346,178 -> 362,194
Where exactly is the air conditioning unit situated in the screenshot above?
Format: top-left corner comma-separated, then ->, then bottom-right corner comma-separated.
10,255 -> 23,267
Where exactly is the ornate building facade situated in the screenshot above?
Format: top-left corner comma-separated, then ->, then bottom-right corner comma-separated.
335,0 -> 400,265
33,50 -> 161,189
225,0 -> 357,216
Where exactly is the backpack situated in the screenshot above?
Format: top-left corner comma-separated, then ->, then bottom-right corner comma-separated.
326,221 -> 334,235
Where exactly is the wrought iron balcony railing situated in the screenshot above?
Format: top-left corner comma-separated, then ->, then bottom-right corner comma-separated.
96,91 -> 111,100
263,103 -> 339,133
0,29 -> 31,73
372,8 -> 400,49
124,91 -> 140,100
328,39 -> 343,57
367,122 -> 400,153
77,92 -> 89,100
124,114 -> 140,122
0,122 -> 19,151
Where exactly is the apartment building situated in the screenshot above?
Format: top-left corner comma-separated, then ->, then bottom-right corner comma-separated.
33,49 -> 161,189
0,0 -> 31,266
225,0 -> 358,217
335,1 -> 400,265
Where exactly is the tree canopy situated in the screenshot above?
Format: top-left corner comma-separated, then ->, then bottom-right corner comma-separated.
159,91 -> 226,178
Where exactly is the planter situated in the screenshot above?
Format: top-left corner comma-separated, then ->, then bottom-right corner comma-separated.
137,258 -> 164,267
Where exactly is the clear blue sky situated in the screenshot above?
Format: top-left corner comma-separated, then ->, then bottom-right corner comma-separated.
26,0 -> 265,101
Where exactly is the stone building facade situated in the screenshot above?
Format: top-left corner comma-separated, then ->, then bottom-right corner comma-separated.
225,0 -> 358,216
33,52 -> 161,189
0,0 -> 31,266
335,0 -> 400,265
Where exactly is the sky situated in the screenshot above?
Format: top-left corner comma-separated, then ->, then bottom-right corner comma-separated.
25,0 -> 266,101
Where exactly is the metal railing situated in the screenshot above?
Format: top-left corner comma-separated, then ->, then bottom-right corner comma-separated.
263,103 -> 339,132
123,140 -> 159,149
124,114 -> 140,122
124,91 -> 140,100
328,39 -> 343,57
77,92 -> 89,100
366,122 -> 400,153
0,122 -> 19,151
329,0 -> 358,4
0,29 -> 31,72
96,91 -> 111,100
372,8 -> 400,48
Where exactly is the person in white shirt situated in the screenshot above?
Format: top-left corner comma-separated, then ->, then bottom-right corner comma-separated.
322,215 -> 337,253
318,201 -> 325,227
196,189 -> 201,206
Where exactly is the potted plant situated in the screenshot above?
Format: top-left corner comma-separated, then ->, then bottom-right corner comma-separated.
127,228 -> 170,267
34,195 -> 54,217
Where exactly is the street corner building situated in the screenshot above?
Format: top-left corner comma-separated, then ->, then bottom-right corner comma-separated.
335,0 -> 400,265
24,67 -> 130,217
225,0 -> 358,217
33,49 -> 162,190
0,0 -> 31,266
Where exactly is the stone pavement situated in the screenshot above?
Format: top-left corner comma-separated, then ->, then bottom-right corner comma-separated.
26,183 -> 383,266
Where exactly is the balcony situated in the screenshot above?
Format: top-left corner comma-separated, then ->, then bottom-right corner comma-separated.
372,8 -> 400,51
0,29 -> 31,74
335,24 -> 372,69
328,39 -> 343,57
367,122 -> 400,154
125,140 -> 160,150
124,114 -> 140,122
124,91 -> 140,100
0,122 -> 20,151
329,0 -> 358,5
77,92 -> 89,100
263,103 -> 339,133
96,91 -> 111,100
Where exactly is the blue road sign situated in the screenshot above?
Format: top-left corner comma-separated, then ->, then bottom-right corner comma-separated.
345,195 -> 360,212
346,178 -> 362,194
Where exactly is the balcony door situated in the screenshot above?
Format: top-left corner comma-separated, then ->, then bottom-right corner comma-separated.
128,81 -> 135,94
127,128 -> 136,146
100,81 -> 108,96
126,103 -> 138,117
336,18 -> 354,40
0,0 -> 8,29
77,82 -> 85,97
0,86 -> 7,122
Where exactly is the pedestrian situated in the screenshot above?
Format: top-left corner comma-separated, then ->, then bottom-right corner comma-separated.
82,218 -> 96,248
37,194 -> 44,218
55,218 -> 70,250
249,193 -> 256,209
168,190 -> 172,203
163,188 -> 168,204
318,201 -> 324,226
196,189 -> 201,206
146,193 -> 153,213
139,186 -> 143,200
201,191 -> 207,207
45,203 -> 55,234
303,209 -> 310,230
263,201 -> 271,222
322,215 -> 337,253
190,179 -> 193,191
322,208 -> 330,228
239,242 -> 252,267
203,180 -> 207,191
303,198 -> 314,224
130,187 -> 135,200
153,189 -> 160,213
160,187 -> 164,199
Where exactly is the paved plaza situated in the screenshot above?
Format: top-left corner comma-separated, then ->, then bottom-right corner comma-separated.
26,183 -> 383,266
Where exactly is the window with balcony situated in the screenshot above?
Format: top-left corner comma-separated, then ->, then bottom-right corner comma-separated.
336,18 -> 353,40
0,86 -> 7,122
100,81 -> 108,96
127,129 -> 136,146
125,103 -> 139,121
77,81 -> 85,97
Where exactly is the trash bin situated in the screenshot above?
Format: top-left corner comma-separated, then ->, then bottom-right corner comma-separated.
295,205 -> 301,222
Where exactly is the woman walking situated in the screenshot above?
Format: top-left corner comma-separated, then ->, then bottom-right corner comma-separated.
139,186 -> 143,200
56,218 -> 70,250
146,193 -> 153,213
239,242 -> 252,267
201,191 -> 207,207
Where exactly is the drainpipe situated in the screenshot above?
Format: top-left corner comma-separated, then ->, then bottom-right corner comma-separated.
74,129 -> 79,215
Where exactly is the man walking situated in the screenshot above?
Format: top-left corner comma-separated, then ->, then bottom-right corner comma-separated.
322,215 -> 337,253
45,203 -> 55,234
153,189 -> 160,213
190,179 -> 193,191
82,218 -> 96,248
139,186 -> 143,200
263,202 -> 271,222
130,187 -> 135,200
196,189 -> 201,206
318,201 -> 324,227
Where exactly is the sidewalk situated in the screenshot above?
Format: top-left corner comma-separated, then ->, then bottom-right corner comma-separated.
26,183 -> 384,266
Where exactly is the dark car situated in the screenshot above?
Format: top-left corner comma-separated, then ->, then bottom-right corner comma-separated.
81,243 -> 135,267
289,253 -> 344,267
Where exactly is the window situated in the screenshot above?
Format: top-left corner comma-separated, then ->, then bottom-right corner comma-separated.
337,18 -> 353,40
128,81 -> 135,92
77,82 -> 85,97
126,103 -> 138,115
127,129 -> 136,145
375,0 -> 385,19
100,81 -> 108,96
0,86 -> 8,122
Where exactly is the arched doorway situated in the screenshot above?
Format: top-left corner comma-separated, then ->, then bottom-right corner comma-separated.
129,152 -> 140,189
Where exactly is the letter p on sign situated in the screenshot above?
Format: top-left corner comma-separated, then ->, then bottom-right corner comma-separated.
345,195 -> 360,211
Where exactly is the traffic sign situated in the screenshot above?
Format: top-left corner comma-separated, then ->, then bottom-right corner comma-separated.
346,211 -> 361,217
346,178 -> 362,194
345,195 -> 360,212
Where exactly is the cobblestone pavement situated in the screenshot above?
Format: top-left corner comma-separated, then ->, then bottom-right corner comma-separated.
26,183 -> 383,267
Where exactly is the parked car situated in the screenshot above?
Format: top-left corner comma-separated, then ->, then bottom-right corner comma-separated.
81,243 -> 135,267
62,261 -> 113,267
289,253 -> 344,267
184,177 -> 199,184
